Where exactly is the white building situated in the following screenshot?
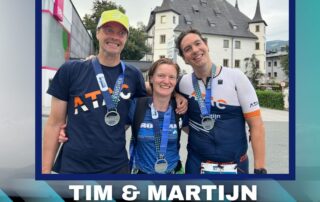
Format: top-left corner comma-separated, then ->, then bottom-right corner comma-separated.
145,0 -> 267,76
266,45 -> 288,83
42,0 -> 94,108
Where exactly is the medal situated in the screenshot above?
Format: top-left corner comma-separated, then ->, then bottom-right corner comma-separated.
105,110 -> 120,126
192,64 -> 218,131
92,58 -> 126,127
201,116 -> 215,130
154,158 -> 168,173
150,103 -> 159,119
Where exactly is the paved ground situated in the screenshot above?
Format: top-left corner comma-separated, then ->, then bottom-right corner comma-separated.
42,107 -> 289,174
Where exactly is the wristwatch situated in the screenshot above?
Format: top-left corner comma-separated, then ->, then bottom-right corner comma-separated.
254,168 -> 267,174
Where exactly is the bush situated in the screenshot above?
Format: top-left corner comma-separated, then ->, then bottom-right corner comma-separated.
256,90 -> 284,110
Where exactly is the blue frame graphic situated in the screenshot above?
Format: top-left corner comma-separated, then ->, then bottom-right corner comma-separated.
35,0 -> 295,181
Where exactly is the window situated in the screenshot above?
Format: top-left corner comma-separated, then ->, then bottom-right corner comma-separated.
229,20 -> 237,30
274,61 -> 277,66
256,61 -> 260,68
173,16 -> 176,24
255,42 -> 260,50
160,35 -> 166,44
223,59 -> 229,67
274,72 -> 278,77
214,8 -> 221,16
200,0 -> 207,6
161,15 -> 166,24
235,41 -> 241,49
223,40 -> 229,48
207,18 -> 216,27
268,72 -> 271,77
256,25 -> 260,32
184,15 -> 192,25
268,61 -> 271,67
192,5 -> 199,13
235,60 -> 240,68
159,55 -> 165,59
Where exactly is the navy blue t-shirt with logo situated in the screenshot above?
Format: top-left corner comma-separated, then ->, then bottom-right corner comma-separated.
47,59 -> 146,174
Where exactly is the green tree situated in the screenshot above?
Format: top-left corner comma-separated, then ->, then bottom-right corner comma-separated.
280,45 -> 289,79
82,0 -> 125,53
244,54 -> 264,88
82,0 -> 150,60
121,24 -> 151,60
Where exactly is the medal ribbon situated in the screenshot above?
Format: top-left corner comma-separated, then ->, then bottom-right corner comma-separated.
192,64 -> 216,117
151,102 -> 172,160
92,57 -> 126,110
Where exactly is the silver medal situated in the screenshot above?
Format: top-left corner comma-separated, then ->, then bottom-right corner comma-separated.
105,110 -> 120,126
201,116 -> 215,130
154,158 -> 168,173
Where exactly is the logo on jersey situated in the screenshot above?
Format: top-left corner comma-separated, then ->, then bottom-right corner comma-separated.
250,101 -> 259,108
73,84 -> 131,115
140,123 -> 177,129
189,91 -> 227,110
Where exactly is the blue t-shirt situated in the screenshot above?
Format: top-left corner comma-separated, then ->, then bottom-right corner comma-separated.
128,98 -> 180,174
47,59 -> 146,174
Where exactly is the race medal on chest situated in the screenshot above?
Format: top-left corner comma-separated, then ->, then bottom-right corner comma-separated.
201,116 -> 215,130
105,110 -> 120,126
154,158 -> 168,173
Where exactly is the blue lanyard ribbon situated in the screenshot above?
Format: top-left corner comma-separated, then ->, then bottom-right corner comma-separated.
192,64 -> 216,116
92,57 -> 126,110
151,103 -> 172,159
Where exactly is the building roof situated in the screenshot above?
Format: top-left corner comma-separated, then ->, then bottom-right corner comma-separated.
235,0 -> 239,10
124,60 -> 152,72
146,0 -> 260,39
154,0 -> 180,14
250,0 -> 267,25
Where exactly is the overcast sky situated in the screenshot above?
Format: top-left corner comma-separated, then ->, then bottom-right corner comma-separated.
71,0 -> 289,41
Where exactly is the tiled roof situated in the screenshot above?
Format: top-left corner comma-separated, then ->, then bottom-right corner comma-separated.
146,0 -> 261,39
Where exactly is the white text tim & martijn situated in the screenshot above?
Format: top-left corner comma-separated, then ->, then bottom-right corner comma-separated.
69,184 -> 257,201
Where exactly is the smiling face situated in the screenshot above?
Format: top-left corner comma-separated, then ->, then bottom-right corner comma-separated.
150,63 -> 178,98
96,22 -> 128,57
179,33 -> 211,71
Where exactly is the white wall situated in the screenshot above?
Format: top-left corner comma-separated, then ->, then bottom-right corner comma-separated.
149,11 -> 264,77
153,11 -> 179,60
42,70 -> 57,107
249,22 -> 267,74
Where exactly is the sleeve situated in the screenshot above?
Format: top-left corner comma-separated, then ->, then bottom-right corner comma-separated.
234,69 -> 261,119
134,69 -> 147,98
175,75 -> 183,94
47,62 -> 71,101
182,114 -> 189,128
126,98 -> 137,125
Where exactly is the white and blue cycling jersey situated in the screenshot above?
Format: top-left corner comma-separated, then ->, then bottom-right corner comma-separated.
177,66 -> 261,173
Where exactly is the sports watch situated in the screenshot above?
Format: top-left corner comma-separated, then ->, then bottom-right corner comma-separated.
254,168 -> 267,174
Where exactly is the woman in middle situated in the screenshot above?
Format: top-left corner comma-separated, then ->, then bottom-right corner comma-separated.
128,58 -> 184,174
58,58 -> 186,174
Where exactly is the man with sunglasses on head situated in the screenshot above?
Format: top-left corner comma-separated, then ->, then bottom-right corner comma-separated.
42,10 -> 147,174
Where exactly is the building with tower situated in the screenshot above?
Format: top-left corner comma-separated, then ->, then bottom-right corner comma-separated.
145,0 -> 267,80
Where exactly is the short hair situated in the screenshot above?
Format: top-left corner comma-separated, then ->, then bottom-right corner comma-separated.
148,58 -> 180,90
175,29 -> 207,57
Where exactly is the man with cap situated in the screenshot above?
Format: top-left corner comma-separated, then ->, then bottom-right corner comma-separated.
42,10 -> 147,174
